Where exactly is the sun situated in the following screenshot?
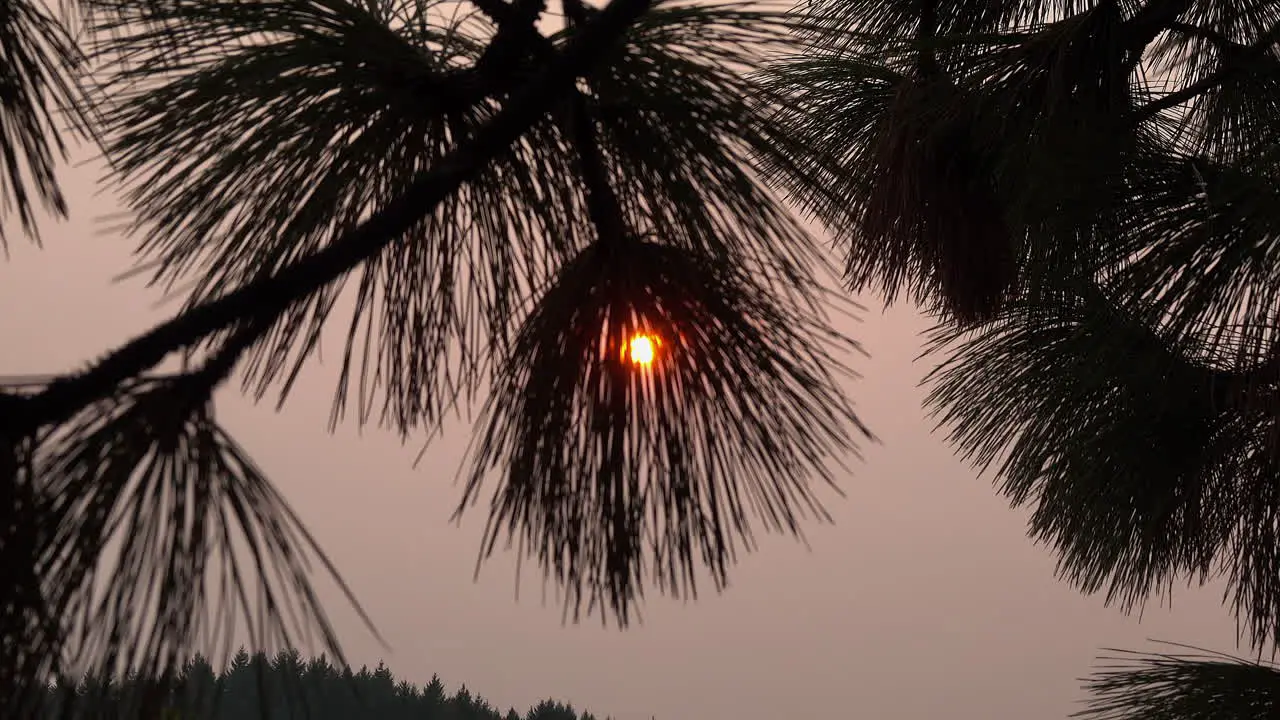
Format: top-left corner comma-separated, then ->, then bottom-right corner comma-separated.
627,334 -> 658,366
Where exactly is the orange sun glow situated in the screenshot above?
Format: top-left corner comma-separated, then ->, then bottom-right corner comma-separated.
627,334 -> 657,366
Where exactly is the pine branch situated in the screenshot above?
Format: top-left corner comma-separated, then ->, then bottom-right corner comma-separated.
468,0 -> 627,244
0,0 -> 96,247
1077,642 -> 1280,720
90,0 -> 583,436
566,92 -> 628,246
471,0 -> 548,93
1166,21 -> 1236,52
561,0 -> 628,245
17,0 -> 657,436
1135,21 -> 1280,121
188,321 -> 272,398
1123,0 -> 1195,54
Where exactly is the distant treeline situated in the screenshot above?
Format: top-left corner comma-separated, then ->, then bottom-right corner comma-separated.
37,649 -> 612,720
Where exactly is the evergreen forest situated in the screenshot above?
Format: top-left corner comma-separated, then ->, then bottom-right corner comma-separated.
36,651 -> 609,720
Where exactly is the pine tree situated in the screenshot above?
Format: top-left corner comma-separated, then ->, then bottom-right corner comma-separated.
528,699 -> 579,720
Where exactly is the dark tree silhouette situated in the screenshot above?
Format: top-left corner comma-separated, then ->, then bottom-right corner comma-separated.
0,0 -> 870,711
8,0 -> 1280,717
763,0 -> 1280,717
36,649 -> 618,720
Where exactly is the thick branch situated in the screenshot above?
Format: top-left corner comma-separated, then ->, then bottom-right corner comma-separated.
1122,0 -> 1195,53
19,0 -> 655,435
474,0 -> 629,243
566,91 -> 627,244
190,321 -> 271,394
1134,21 -> 1280,122
1166,21 -> 1236,52
562,0 -> 628,244
471,0 -> 548,93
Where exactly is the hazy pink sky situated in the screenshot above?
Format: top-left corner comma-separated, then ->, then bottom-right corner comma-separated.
0,153 -> 1246,720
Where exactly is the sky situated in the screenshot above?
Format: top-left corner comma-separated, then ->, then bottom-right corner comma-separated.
0,149 -> 1252,720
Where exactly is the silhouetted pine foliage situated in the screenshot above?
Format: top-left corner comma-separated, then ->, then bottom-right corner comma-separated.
460,238 -> 869,624
5,0 -> 1280,717
0,0 -> 95,247
759,0 -> 1280,717
34,648 -> 614,720
1077,642 -> 1280,720
0,4 -> 96,699
0,0 -> 873,709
